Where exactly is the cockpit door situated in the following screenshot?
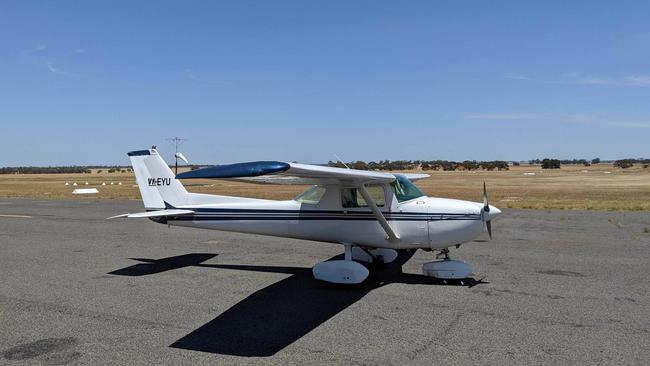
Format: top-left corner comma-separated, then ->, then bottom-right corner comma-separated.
405,198 -> 429,246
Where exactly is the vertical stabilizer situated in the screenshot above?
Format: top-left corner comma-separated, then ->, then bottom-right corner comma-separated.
128,148 -> 188,209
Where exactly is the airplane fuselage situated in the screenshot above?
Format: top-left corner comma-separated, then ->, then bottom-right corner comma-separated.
163,195 -> 487,250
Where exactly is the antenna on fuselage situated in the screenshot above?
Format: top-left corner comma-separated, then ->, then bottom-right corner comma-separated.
334,154 -> 350,169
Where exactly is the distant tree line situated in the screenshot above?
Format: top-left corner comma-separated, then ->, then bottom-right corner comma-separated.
0,166 -> 92,174
613,158 -> 650,169
326,157 -> 650,171
83,165 -> 130,169
85,165 -> 133,173
327,160 -> 510,171
540,159 -> 562,169
0,164 -> 201,174
98,166 -> 131,173
0,166 -> 134,174
529,158 -> 593,167
528,157 -> 650,169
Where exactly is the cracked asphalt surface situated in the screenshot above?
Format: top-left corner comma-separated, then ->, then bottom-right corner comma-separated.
0,199 -> 648,365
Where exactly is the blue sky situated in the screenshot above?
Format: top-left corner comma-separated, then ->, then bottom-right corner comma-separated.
1,1 -> 649,166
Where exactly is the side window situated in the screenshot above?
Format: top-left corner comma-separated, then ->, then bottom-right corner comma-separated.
341,186 -> 385,208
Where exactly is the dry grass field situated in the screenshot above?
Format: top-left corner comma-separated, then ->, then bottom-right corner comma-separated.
1,164 -> 649,211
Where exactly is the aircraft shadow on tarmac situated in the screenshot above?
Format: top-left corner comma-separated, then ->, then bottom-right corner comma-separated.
109,251 -> 487,357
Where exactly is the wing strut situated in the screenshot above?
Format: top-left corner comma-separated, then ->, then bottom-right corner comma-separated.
358,184 -> 400,242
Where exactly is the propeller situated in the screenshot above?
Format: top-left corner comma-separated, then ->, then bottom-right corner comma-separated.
481,181 -> 492,239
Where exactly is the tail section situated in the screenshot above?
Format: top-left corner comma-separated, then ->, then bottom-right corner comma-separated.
128,148 -> 188,209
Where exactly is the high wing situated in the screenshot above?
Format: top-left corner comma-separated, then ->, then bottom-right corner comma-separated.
176,161 -> 429,185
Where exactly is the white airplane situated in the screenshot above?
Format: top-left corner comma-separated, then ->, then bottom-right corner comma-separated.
110,147 -> 501,284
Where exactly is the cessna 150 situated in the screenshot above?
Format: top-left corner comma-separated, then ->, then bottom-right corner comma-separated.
110,147 -> 501,284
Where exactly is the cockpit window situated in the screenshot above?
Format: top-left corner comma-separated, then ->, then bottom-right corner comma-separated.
390,174 -> 425,202
295,185 -> 326,204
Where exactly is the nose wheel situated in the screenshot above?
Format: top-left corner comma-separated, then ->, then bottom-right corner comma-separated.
423,248 -> 472,279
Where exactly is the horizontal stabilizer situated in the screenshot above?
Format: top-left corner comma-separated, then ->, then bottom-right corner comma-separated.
106,209 -> 194,220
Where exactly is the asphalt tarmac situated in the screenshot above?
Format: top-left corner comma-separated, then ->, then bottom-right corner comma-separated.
0,199 -> 648,365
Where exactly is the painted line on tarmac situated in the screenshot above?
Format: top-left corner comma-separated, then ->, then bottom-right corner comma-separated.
0,214 -> 33,219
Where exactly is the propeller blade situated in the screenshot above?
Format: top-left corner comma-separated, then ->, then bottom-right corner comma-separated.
486,220 -> 492,240
482,182 -> 493,240
483,181 -> 490,212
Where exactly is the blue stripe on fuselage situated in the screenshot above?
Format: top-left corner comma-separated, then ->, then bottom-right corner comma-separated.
162,209 -> 481,222
169,216 -> 480,221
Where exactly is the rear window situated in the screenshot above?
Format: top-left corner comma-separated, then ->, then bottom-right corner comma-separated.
295,185 -> 326,204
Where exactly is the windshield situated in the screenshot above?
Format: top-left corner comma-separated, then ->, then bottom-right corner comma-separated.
295,185 -> 326,204
390,174 -> 425,202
